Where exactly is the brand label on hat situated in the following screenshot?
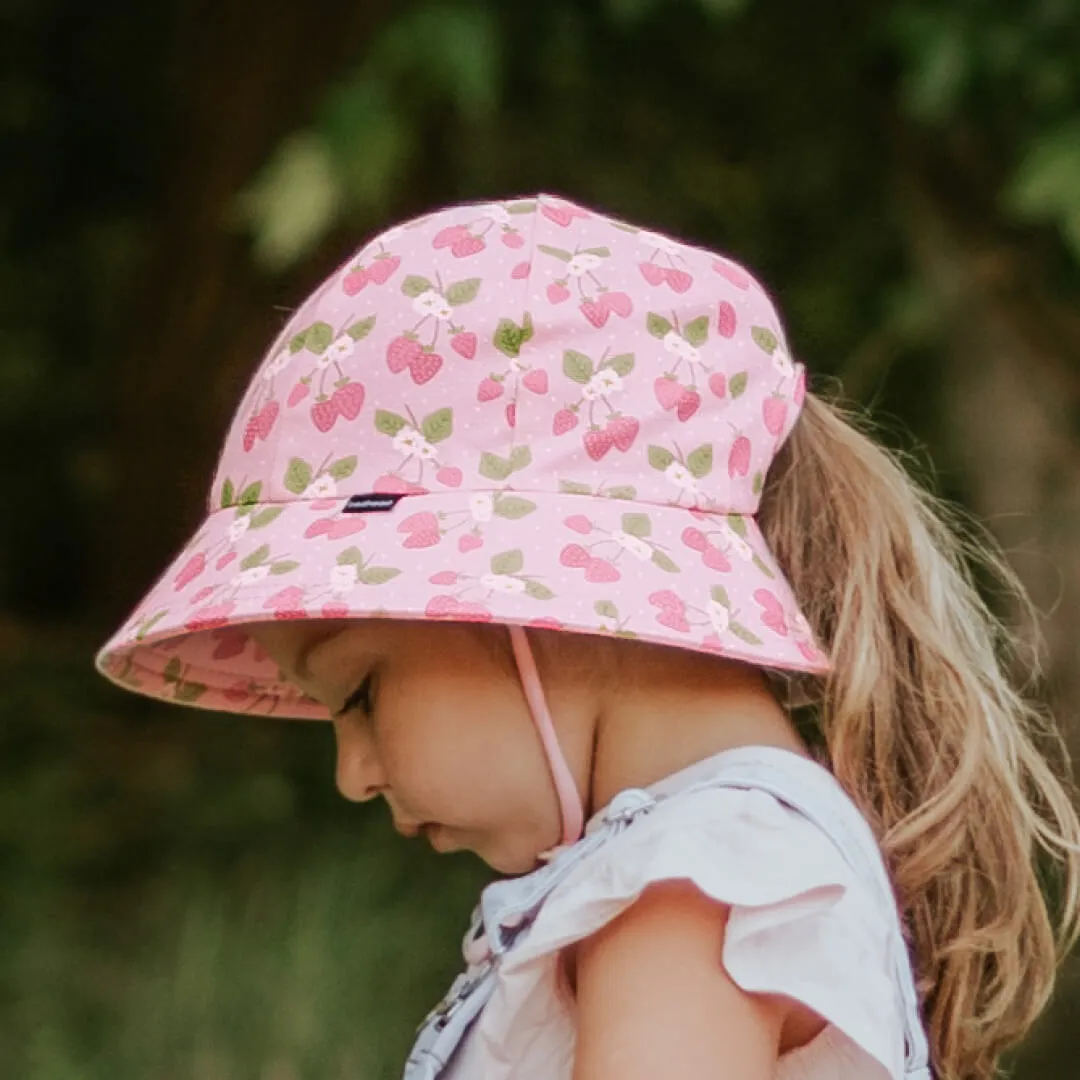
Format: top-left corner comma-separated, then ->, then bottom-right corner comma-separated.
343,493 -> 407,514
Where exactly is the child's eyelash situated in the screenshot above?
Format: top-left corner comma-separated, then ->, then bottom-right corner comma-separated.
337,673 -> 375,719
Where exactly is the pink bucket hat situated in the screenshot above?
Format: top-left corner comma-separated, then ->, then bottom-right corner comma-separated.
96,194 -> 829,724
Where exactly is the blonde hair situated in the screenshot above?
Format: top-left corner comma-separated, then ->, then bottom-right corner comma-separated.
757,390 -> 1080,1080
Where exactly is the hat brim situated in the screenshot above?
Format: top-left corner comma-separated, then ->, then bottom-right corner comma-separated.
96,489 -> 829,719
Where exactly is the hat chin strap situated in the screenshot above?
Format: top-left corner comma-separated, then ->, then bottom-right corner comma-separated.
508,625 -> 585,846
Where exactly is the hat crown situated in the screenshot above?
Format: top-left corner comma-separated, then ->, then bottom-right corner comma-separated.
215,195 -> 804,519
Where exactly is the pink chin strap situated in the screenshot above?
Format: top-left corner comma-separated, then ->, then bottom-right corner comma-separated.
508,625 -> 585,846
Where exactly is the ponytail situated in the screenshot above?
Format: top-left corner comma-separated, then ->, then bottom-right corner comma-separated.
759,390 -> 1080,1080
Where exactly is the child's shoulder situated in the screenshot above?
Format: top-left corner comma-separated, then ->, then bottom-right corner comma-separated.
498,748 -> 909,1078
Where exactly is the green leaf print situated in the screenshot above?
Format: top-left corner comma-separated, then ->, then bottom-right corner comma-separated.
584,246 -> 611,257
559,480 -> 592,495
524,581 -> 555,600
651,550 -> 680,573
445,278 -> 481,306
594,600 -> 619,619
687,444 -> 714,479
493,496 -> 537,520
509,445 -> 531,472
240,544 -> 270,570
729,372 -> 748,398
220,478 -> 236,508
537,244 -> 572,262
752,471 -> 763,496
710,585 -> 730,606
729,622 -> 764,646
648,445 -> 675,470
621,513 -> 651,538
305,322 -> 333,354
683,316 -> 710,347
135,610 -> 168,641
752,554 -> 776,579
493,315 -> 534,358
606,353 -> 635,376
727,515 -> 748,538
289,329 -> 308,353
491,549 -> 524,575
336,547 -> 363,566
751,326 -> 779,354
328,456 -> 358,480
347,315 -> 376,341
284,458 -> 313,495
421,408 -> 453,444
479,452 -> 513,481
401,275 -> 433,297
646,312 -> 673,338
174,680 -> 207,704
269,560 -> 299,575
238,481 -> 263,507
163,656 -> 183,684
249,507 -> 284,529
562,350 -> 593,384
357,567 -> 401,585
606,485 -> 636,500
507,201 -> 536,214
375,410 -> 409,436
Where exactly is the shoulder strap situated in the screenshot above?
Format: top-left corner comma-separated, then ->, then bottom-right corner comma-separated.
682,746 -> 932,1080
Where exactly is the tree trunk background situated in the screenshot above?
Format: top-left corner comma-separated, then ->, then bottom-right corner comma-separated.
94,0 -> 390,625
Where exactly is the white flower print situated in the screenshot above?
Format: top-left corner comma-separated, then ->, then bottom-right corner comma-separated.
330,564 -> 356,595
412,289 -> 453,321
581,379 -> 604,401
303,475 -> 338,499
708,599 -> 731,635
393,427 -> 435,459
790,610 -> 812,638
566,252 -> 605,277
772,346 -> 795,378
721,524 -> 754,561
481,573 -> 527,595
485,204 -> 514,225
598,615 -> 619,632
593,369 -> 623,394
235,564 -> 271,587
611,530 -> 652,561
638,229 -> 680,255
470,493 -> 494,523
326,335 -> 356,362
664,462 -> 698,493
263,349 -> 291,379
228,516 -> 251,544
662,330 -> 701,364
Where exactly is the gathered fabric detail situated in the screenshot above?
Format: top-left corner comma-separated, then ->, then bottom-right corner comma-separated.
448,781 -> 905,1080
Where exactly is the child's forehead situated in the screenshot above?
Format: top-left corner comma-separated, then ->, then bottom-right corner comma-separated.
247,617 -> 498,680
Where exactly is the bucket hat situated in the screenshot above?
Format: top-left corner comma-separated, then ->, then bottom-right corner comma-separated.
96,194 -> 829,721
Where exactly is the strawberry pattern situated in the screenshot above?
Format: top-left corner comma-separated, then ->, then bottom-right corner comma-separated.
97,193 -> 829,718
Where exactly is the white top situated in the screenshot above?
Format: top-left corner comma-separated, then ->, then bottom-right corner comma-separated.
443,750 -> 910,1080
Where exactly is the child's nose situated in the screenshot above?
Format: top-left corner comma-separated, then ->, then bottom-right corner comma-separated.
334,728 -> 386,802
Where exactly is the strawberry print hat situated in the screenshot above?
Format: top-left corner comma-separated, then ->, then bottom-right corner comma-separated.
96,194 -> 829,723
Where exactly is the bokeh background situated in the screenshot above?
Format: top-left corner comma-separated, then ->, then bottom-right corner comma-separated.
4,0 -> 1080,1076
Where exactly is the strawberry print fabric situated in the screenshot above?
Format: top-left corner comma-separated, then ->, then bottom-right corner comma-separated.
96,194 -> 829,718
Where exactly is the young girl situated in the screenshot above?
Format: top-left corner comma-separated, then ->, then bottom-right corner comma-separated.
97,194 -> 1080,1080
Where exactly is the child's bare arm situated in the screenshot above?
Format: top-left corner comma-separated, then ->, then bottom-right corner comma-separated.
571,879 -> 798,1080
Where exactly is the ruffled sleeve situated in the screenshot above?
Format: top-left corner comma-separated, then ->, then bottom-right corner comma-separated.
496,785 -> 906,1080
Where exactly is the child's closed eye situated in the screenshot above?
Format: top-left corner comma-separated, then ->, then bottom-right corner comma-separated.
336,672 -> 376,720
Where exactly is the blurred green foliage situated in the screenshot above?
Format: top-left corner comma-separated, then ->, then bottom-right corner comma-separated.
3,0 -> 1080,1076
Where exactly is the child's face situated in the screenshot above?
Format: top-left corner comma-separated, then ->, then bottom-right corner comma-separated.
246,619 -> 565,873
